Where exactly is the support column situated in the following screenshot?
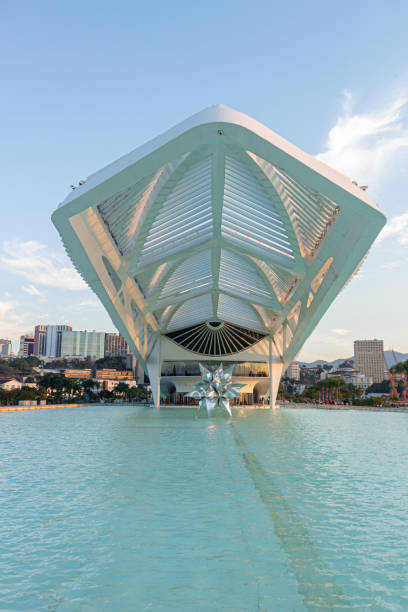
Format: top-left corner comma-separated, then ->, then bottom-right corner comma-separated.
146,336 -> 161,409
269,336 -> 273,409
268,336 -> 283,409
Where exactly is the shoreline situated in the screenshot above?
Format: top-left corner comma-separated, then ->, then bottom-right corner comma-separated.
1,402 -> 408,415
0,403 -> 87,413
282,403 -> 408,413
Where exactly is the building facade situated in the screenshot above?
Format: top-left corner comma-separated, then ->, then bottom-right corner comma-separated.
104,333 -> 129,357
0,378 -> 22,390
95,368 -> 133,380
18,334 -> 35,358
34,325 -> 48,357
45,325 -> 73,358
285,361 -> 300,380
320,366 -> 372,389
52,105 -> 386,408
60,330 -> 105,360
62,368 -> 93,380
0,339 -> 12,357
354,339 -> 385,384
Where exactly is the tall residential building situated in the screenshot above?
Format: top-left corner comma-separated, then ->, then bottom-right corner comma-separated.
354,339 -> 384,383
45,325 -> 72,358
0,339 -> 12,357
60,330 -> 105,360
18,334 -> 35,358
104,333 -> 129,357
34,325 -> 48,356
285,361 -> 300,381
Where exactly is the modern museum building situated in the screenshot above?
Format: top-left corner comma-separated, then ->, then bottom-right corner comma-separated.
52,105 -> 385,407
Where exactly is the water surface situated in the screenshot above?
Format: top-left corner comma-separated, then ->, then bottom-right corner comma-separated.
1,405 -> 407,611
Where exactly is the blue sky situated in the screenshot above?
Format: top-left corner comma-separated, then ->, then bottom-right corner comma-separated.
1,1 -> 408,360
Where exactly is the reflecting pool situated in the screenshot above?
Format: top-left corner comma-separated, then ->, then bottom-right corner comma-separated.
1,405 -> 407,610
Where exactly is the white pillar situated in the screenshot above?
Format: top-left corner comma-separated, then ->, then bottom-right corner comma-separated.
268,336 -> 283,409
269,336 -> 273,409
146,337 -> 161,409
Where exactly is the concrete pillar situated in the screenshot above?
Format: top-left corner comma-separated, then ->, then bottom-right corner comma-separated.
146,337 -> 161,409
268,336 -> 283,409
269,336 -> 273,409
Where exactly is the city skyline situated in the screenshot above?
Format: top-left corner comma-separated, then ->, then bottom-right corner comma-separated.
1,2 -> 408,361
4,324 -> 404,367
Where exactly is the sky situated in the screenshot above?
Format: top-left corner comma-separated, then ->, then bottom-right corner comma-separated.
1,0 -> 408,361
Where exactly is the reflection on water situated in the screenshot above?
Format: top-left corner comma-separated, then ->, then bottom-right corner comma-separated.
0,405 -> 407,611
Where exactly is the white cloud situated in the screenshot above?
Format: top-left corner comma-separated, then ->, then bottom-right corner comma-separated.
317,93 -> 408,189
377,212 -> 408,245
23,284 -> 44,298
330,328 -> 351,336
0,300 -> 29,345
0,240 -> 86,291
78,299 -> 99,307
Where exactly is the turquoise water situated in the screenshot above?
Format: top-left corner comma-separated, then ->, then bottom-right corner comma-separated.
1,406 -> 407,611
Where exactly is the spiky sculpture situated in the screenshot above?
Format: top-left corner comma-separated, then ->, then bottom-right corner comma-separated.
186,363 -> 244,416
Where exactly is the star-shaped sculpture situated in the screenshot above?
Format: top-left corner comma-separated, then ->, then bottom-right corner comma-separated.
186,363 -> 244,416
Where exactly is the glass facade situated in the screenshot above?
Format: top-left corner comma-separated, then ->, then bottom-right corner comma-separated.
61,331 -> 106,360
161,361 -> 268,377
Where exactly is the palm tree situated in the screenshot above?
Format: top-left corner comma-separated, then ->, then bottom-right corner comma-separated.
82,379 -> 98,395
400,360 -> 408,402
115,382 -> 129,399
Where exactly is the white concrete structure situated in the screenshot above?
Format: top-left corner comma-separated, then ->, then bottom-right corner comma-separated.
52,105 -> 386,408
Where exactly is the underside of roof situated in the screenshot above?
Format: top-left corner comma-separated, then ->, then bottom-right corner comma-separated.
52,105 -> 386,369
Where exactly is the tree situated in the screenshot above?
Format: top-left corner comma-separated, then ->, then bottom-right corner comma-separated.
81,379 -> 99,401
115,382 -> 129,398
126,387 -> 141,402
38,373 -> 74,402
38,373 -> 65,393
366,380 -> 390,394
100,389 -> 114,401
355,387 -> 364,400
82,379 -> 98,393
95,356 -> 124,370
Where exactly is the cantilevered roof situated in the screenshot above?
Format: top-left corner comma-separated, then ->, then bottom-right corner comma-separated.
52,105 -> 386,369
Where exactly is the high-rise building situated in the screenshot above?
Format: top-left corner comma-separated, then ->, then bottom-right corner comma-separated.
104,333 -> 129,357
34,325 -> 48,356
60,330 -> 105,360
18,334 -> 35,358
0,339 -> 12,357
285,361 -> 300,380
354,339 -> 384,383
45,325 -> 72,358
